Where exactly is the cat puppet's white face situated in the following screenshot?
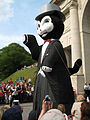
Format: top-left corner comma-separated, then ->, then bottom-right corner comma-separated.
36,16 -> 54,37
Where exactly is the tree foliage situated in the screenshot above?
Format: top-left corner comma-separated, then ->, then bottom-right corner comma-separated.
0,43 -> 36,80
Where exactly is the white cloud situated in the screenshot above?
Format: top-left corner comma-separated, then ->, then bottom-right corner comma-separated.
0,34 -> 25,49
0,34 -> 44,53
0,0 -> 14,22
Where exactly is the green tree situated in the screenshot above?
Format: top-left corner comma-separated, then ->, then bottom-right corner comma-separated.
0,43 -> 36,81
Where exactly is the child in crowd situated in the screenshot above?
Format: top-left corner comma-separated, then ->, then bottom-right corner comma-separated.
58,104 -> 68,120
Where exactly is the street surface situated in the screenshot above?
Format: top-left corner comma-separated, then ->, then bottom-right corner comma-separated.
21,102 -> 33,120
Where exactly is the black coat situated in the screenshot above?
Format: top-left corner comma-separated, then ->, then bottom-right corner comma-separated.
1,105 -> 22,120
24,36 -> 75,116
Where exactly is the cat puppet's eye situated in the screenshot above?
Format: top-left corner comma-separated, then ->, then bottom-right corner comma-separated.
41,16 -> 52,25
36,21 -> 41,29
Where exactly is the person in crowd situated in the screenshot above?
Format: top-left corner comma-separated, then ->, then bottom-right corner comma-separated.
28,78 -> 31,83
28,110 -> 37,120
0,87 -> 4,104
0,105 -> 10,120
20,84 -> 26,103
10,87 -> 18,107
1,100 -> 23,120
58,104 -> 68,120
0,77 -> 34,104
71,95 -> 85,120
84,83 -> 88,100
31,85 -> 34,95
80,101 -> 90,120
38,100 -> 65,120
84,82 -> 90,101
38,97 -> 54,120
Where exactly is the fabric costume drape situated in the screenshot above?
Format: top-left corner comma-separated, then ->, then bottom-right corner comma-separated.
25,37 -> 74,116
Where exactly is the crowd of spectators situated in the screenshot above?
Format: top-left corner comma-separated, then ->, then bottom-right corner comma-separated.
0,80 -> 90,120
20,62 -> 38,71
0,94 -> 90,120
0,78 -> 34,105
0,89 -> 90,120
33,94 -> 90,120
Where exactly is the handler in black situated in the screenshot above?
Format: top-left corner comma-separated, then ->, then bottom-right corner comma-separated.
23,3 -> 82,118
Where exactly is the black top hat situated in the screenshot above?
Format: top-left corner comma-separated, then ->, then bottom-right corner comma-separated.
35,3 -> 65,22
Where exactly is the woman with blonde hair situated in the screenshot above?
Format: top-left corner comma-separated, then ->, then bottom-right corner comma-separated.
71,95 -> 85,120
0,105 -> 10,120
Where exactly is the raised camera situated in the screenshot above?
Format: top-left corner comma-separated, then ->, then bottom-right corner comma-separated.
45,95 -> 51,104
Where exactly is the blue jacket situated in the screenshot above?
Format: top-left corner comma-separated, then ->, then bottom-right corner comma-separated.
1,105 -> 22,120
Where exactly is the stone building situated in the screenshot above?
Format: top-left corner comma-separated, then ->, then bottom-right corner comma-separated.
50,0 -> 90,94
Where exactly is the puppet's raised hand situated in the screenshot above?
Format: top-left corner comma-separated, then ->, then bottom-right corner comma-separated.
22,34 -> 40,61
23,34 -> 36,46
69,59 -> 82,75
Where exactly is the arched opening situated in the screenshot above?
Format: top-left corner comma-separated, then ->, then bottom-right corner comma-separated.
82,1 -> 90,83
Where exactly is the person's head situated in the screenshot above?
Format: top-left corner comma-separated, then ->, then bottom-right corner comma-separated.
77,95 -> 85,102
0,107 -> 3,120
57,104 -> 65,113
28,110 -> 37,120
80,101 -> 90,120
13,100 -> 19,105
40,109 -> 65,120
3,105 -> 10,113
0,105 -> 10,120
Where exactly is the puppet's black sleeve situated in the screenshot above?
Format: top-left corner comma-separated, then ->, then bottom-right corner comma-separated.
69,59 -> 82,75
23,34 -> 42,61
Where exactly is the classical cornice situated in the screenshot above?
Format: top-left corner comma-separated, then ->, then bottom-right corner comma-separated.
59,0 -> 78,13
50,0 -> 78,15
50,0 -> 65,4
69,0 -> 78,8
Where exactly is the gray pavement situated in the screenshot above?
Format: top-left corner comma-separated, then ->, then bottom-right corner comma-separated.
21,102 -> 33,120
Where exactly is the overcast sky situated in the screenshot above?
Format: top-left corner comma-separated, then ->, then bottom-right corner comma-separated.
0,0 -> 51,52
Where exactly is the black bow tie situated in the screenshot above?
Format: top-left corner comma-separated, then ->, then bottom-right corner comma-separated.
44,39 -> 51,44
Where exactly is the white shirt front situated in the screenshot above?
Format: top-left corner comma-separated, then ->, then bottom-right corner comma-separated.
41,42 -> 49,63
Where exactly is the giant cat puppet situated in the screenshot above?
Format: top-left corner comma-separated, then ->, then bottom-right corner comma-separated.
23,3 -> 82,117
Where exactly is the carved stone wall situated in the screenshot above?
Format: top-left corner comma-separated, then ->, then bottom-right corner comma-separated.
50,0 -> 90,94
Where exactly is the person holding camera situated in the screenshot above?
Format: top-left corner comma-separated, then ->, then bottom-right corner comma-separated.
38,97 -> 65,120
28,95 -> 52,120
38,96 -> 53,120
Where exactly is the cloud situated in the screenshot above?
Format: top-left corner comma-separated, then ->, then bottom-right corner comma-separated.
0,34 -> 28,52
0,34 -> 43,52
0,0 -> 14,22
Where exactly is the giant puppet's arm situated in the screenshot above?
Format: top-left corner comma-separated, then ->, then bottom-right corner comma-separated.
68,59 -> 82,75
23,34 -> 42,61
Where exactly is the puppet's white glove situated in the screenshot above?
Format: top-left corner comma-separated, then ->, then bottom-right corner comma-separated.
22,34 -> 28,44
38,68 -> 46,77
42,66 -> 52,72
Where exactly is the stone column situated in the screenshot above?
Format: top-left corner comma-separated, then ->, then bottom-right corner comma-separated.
69,0 -> 82,70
